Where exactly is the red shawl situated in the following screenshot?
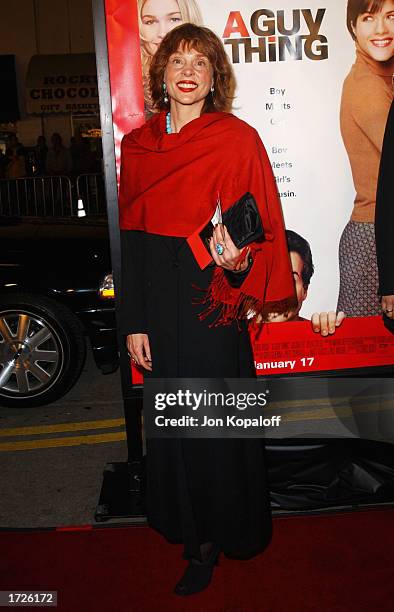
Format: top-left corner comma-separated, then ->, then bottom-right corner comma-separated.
119,111 -> 296,326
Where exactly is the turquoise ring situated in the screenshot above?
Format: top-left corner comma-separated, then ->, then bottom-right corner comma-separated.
215,243 -> 224,256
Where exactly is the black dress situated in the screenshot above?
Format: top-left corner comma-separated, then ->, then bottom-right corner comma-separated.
120,229 -> 272,560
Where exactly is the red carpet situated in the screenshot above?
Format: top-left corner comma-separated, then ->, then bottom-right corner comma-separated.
1,509 -> 394,612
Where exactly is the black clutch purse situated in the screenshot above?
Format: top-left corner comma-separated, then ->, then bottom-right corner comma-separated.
199,192 -> 265,253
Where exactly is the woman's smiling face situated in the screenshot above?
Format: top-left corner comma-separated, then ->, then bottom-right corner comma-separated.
353,0 -> 394,61
164,45 -> 213,111
140,0 -> 183,55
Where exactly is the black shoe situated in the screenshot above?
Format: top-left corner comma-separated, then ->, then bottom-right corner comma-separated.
174,543 -> 221,596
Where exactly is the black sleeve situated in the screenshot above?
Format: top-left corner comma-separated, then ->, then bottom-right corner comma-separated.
375,100 -> 394,333
119,229 -> 147,336
375,100 -> 394,297
224,254 -> 254,288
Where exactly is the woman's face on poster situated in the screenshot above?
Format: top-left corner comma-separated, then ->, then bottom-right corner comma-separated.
140,0 -> 183,54
352,0 -> 394,61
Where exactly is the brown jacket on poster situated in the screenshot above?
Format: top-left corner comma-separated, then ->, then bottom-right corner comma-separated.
340,46 -> 394,223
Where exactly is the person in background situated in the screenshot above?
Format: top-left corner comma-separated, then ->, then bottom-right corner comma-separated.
4,134 -> 26,179
45,133 -> 72,176
0,148 -> 8,178
34,136 -> 48,175
77,139 -> 96,174
69,136 -> 79,173
266,230 -> 346,334
70,137 -> 96,175
375,99 -> 394,332
137,0 -> 202,114
337,0 -> 394,317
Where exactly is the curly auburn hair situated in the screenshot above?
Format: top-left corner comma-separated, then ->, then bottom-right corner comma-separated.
149,23 -> 236,113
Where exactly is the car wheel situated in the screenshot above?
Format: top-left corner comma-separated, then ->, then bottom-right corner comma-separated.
0,294 -> 86,407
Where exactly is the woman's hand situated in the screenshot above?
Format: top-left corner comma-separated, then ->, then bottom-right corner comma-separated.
382,295 -> 394,318
126,333 -> 152,372
311,311 -> 346,335
209,224 -> 249,271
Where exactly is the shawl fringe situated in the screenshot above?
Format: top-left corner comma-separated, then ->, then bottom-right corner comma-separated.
193,266 -> 298,328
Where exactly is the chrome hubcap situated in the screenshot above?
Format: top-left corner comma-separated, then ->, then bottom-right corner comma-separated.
0,311 -> 61,396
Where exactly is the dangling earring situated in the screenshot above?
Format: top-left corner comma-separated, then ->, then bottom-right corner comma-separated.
163,82 -> 169,104
211,84 -> 215,106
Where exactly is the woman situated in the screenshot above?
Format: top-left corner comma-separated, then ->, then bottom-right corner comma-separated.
119,24 -> 296,596
138,0 -> 202,114
337,0 -> 394,317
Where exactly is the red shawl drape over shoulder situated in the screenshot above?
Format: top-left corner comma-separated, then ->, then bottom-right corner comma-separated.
119,111 -> 296,325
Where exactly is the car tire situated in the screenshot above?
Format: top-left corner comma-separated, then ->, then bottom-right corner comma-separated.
0,294 -> 86,407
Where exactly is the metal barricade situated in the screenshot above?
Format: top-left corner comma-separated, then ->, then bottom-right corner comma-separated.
76,173 -> 107,216
0,174 -> 107,218
0,176 -> 74,217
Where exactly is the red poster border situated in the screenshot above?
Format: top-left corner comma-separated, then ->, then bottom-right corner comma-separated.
104,0 -> 145,180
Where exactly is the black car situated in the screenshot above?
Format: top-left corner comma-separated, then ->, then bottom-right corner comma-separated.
0,216 -> 117,407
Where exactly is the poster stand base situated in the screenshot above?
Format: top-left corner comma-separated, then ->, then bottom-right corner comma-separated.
95,461 -> 146,523
94,440 -> 394,523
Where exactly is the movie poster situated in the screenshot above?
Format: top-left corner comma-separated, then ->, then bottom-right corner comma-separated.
104,0 -> 394,377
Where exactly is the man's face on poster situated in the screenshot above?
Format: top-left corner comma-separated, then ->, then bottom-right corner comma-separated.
267,251 -> 308,323
140,0 -> 183,54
